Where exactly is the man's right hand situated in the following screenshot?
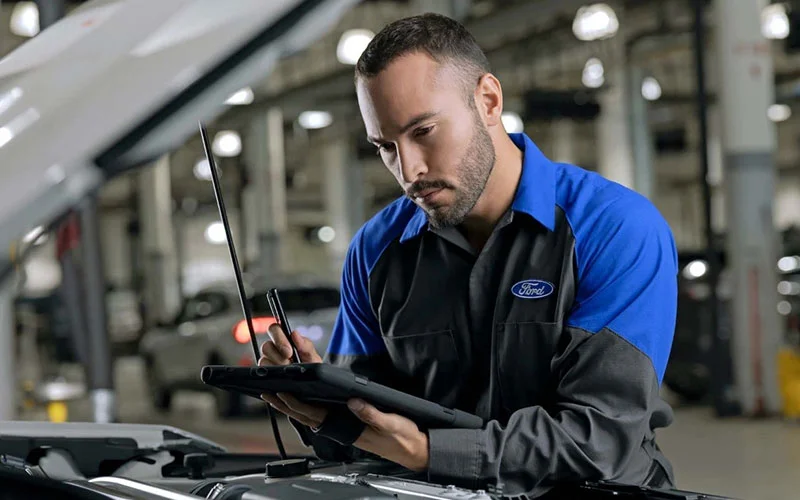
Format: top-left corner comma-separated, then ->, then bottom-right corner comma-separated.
258,324 -> 327,428
258,323 -> 323,365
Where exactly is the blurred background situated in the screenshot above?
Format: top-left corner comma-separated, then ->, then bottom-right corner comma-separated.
3,0 -> 800,498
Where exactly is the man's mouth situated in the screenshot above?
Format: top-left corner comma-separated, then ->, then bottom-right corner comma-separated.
413,188 -> 444,203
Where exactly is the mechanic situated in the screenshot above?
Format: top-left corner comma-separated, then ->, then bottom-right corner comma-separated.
259,13 -> 678,498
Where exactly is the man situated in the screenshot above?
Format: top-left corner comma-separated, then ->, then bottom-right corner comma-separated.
259,13 -> 678,498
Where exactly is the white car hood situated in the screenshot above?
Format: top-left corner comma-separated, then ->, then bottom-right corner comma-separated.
0,0 -> 356,260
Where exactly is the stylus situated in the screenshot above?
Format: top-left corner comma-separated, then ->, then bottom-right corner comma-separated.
267,288 -> 301,364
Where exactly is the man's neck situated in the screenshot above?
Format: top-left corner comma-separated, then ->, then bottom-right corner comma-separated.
459,133 -> 524,250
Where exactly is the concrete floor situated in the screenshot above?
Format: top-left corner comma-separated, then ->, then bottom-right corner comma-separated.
20,357 -> 800,500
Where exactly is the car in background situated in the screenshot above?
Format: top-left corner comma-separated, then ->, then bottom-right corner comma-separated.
139,274 -> 340,417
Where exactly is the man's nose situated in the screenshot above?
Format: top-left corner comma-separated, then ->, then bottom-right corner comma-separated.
397,146 -> 427,184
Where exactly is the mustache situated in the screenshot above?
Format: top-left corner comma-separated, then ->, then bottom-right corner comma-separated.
406,180 -> 452,198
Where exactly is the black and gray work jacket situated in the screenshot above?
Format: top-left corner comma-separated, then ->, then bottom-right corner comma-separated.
296,132 -> 678,498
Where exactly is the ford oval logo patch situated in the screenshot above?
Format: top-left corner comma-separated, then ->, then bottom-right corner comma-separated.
511,280 -> 555,299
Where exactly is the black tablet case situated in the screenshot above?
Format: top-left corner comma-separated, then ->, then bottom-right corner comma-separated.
201,364 -> 484,430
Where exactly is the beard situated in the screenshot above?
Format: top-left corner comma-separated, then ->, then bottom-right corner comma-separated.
415,114 -> 496,230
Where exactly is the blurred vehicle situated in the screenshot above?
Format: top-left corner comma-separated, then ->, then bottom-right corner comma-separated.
139,275 -> 340,417
668,246 -> 800,404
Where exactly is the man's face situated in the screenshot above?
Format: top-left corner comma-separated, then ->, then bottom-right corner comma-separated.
356,52 -> 496,229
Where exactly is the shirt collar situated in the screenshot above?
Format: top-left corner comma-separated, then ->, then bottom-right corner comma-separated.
508,132 -> 556,231
399,132 -> 556,243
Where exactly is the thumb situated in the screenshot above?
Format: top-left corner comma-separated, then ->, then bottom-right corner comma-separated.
293,330 -> 322,363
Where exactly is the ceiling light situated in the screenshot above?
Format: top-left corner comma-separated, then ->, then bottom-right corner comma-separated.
212,130 -> 242,157
762,3 -> 790,40
23,226 -> 46,245
225,87 -> 254,105
572,3 -> 619,41
582,58 -> 605,89
298,110 -> 333,130
683,260 -> 708,280
641,77 -> 662,101
317,226 -> 336,243
10,2 -> 39,38
778,280 -> 800,296
778,300 -> 793,316
501,112 -> 524,133
778,255 -> 800,273
336,29 -> 374,65
204,222 -> 227,245
768,104 -> 791,122
193,158 -> 212,181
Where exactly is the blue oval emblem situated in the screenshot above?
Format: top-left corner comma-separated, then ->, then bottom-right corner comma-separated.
511,280 -> 554,299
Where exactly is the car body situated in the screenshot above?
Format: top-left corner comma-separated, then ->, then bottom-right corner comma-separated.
140,274 -> 340,416
0,422 -> 736,500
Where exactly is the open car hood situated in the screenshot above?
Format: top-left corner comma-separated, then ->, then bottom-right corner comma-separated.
0,0 -> 356,261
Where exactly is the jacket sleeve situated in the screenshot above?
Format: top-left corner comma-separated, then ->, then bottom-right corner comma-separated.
289,229 -> 399,461
426,197 -> 678,495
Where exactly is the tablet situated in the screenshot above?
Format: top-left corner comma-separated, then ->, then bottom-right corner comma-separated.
200,364 -> 484,430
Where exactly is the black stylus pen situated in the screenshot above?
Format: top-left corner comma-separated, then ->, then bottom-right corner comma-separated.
266,288 -> 301,364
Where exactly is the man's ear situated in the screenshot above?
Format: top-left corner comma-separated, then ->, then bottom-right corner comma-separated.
475,73 -> 503,127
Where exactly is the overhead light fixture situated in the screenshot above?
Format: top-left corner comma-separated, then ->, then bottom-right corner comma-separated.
762,3 -> 790,40
23,226 -> 46,245
193,158 -> 212,181
641,76 -> 662,101
225,87 -> 254,105
682,259 -> 708,280
212,130 -> 242,157
204,222 -> 227,245
778,300 -> 793,316
778,280 -> 800,296
317,226 -> 336,243
10,1 -> 39,38
306,226 -> 336,244
778,255 -> 800,273
768,103 -> 791,122
336,29 -> 374,65
572,3 -> 619,41
582,58 -> 605,89
501,112 -> 524,133
298,110 -> 333,130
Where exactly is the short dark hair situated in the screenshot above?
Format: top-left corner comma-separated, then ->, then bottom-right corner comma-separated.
355,13 -> 490,97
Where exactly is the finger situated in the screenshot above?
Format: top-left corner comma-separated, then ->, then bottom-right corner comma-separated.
261,394 -> 317,428
292,331 -> 322,363
276,393 -> 326,425
267,324 -> 294,359
348,399 -> 394,432
258,341 -> 290,366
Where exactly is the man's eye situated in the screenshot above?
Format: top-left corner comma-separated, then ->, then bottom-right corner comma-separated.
377,143 -> 395,155
415,126 -> 433,137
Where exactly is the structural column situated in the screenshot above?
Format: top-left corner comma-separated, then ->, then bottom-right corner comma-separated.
714,0 -> 782,416
596,67 -> 636,190
627,65 -> 655,200
0,263 -> 16,420
79,196 -> 115,423
245,107 -> 289,279
138,155 -> 181,326
551,119 -> 577,165
323,136 -> 365,280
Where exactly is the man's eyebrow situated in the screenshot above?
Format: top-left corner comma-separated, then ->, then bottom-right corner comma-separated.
367,111 -> 440,144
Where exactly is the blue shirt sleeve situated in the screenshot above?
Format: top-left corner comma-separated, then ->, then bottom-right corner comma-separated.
565,194 -> 678,383
325,227 -> 387,357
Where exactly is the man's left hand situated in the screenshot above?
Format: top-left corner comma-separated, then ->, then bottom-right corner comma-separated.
265,393 -> 429,471
346,398 -> 429,472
